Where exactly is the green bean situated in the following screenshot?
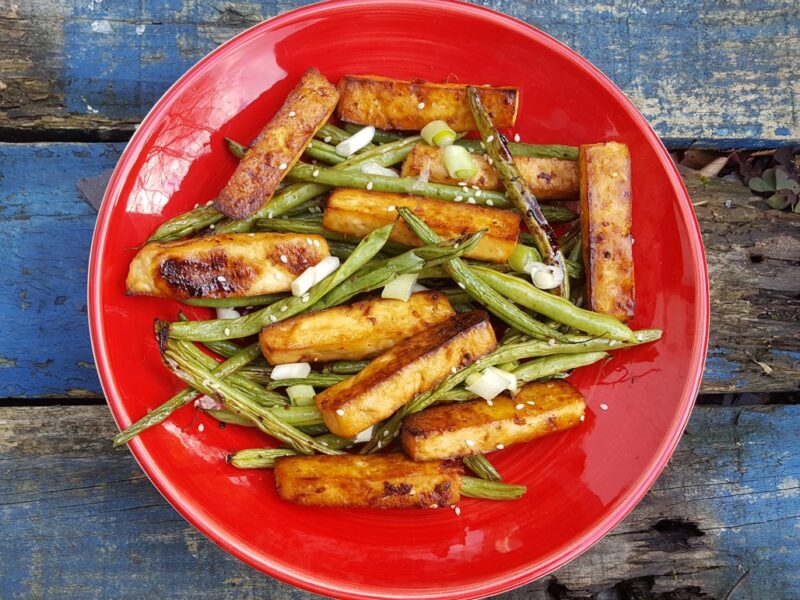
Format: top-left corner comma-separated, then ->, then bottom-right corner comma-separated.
512,351 -> 609,383
163,337 -> 338,455
322,360 -> 370,375
436,388 -> 477,402
468,87 -> 569,299
205,408 -> 256,427
253,218 -> 360,243
283,198 -> 323,218
201,339 -> 250,359
463,455 -> 502,481
455,139 -> 578,161
181,294 -> 286,308
461,476 -> 526,500
473,267 -> 636,341
397,208 -> 568,342
225,137 -> 248,159
306,139 -> 345,165
168,224 -> 393,341
228,448 -> 297,468
342,123 -> 402,143
267,405 -> 324,427
266,374 -> 346,390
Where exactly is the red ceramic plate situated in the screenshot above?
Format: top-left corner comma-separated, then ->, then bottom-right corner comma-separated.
89,1 -> 709,598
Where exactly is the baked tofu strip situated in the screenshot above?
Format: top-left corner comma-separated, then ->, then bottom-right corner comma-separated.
260,291 -> 455,365
401,143 -> 580,200
214,68 -> 339,219
336,75 -> 518,131
402,380 -> 586,461
323,189 -> 521,264
580,142 -> 635,321
126,233 -> 329,299
274,453 -> 463,508
316,311 -> 497,438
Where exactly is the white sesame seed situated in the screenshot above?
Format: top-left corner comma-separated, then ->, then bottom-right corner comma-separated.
366,182 -> 373,190
278,162 -> 288,170
457,181 -> 467,186
417,102 -> 425,110
465,439 -> 475,447
193,203 -> 199,208
457,282 -> 466,289
475,190 -> 482,197
454,195 -> 463,202
267,211 -> 273,219
280,254 -> 288,263
248,233 -> 255,237
223,328 -> 230,336
312,169 -> 320,177
527,401 -> 535,405
336,409 -> 345,416
479,141 -> 486,149
451,367 -> 458,374
269,315 -> 277,322
323,135 -> 332,143
496,443 -> 505,450
580,415 -> 585,422
217,275 -> 226,282
515,403 -> 524,410
486,135 -> 494,143
486,398 -> 493,406
302,294 -> 310,303
383,430 -> 390,437
454,243 -> 460,248
467,198 -> 476,204
377,440 -> 383,449
409,489 -> 415,495
471,185 -> 480,190
600,403 -> 609,411
208,223 -> 215,229
454,506 -> 461,516
281,305 -> 288,312
387,205 -> 396,212
429,503 -> 438,509
548,338 -> 556,346
486,199 -> 494,206
514,133 -> 521,143
313,239 -> 320,247
306,238 -> 313,245
487,157 -> 493,165
198,423 -> 204,432
288,110 -> 296,117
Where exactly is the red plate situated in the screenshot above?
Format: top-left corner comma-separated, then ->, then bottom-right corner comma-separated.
88,1 -> 709,598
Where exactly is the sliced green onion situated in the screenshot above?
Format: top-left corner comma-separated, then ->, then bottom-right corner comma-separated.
442,144 -> 478,179
508,244 -> 543,274
336,126 -> 375,156
465,367 -> 517,400
361,161 -> 399,178
287,384 -> 316,406
529,262 -> 565,290
421,120 -> 457,147
381,273 -> 419,302
291,256 -> 341,297
271,362 -> 311,380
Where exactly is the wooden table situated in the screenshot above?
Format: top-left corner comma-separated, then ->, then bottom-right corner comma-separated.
1,1 -> 798,598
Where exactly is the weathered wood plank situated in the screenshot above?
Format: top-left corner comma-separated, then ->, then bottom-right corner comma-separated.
1,405 -> 798,599
1,0 -> 797,146
1,143 -> 798,397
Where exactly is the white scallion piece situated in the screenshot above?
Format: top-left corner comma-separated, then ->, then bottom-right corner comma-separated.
215,307 -> 241,320
353,426 -> 374,444
361,161 -> 399,178
443,145 -> 478,179
291,256 -> 341,297
420,120 -> 457,147
271,362 -> 311,381
465,372 -> 482,387
529,262 -> 564,290
286,384 -> 316,406
465,367 -> 517,400
411,283 -> 429,293
381,273 -> 419,302
335,126 -> 375,157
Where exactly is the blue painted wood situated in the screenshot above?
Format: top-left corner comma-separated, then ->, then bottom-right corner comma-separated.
3,0 -> 798,146
0,143 -> 124,397
1,405 -> 797,598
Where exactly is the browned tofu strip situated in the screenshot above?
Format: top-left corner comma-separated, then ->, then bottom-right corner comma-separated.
401,380 -> 586,461
274,453 -> 463,508
259,291 -> 455,364
323,189 -> 521,264
336,74 -> 518,131
316,311 -> 497,438
126,233 -> 329,298
401,143 -> 580,200
214,68 -> 338,219
580,142 -> 635,321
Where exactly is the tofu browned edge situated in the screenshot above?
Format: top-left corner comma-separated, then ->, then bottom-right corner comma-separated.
335,74 -> 518,131
401,380 -> 586,461
315,310 -> 498,438
273,453 -> 464,509
214,68 -> 338,220
580,142 -> 635,322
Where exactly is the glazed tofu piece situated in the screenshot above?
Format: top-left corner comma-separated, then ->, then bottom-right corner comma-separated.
580,142 -> 635,321
126,233 -> 329,298
323,189 -> 521,264
215,68 -> 339,219
315,311 -> 497,438
273,453 -> 463,508
401,143 -> 580,200
259,291 -> 455,364
336,74 -> 518,131
401,380 -> 586,461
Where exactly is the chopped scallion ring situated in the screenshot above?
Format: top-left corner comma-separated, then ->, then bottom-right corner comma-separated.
287,384 -> 316,406
443,144 -> 478,179
421,120 -> 457,147
508,244 -> 543,274
381,273 -> 419,302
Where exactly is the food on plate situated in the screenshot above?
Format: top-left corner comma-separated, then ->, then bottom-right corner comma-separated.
126,233 -> 329,298
259,291 -> 455,364
401,143 -> 580,200
580,141 -> 635,321
274,453 -> 463,508
401,381 -> 586,461
336,74 -> 518,131
215,67 -> 339,219
323,188 -> 521,264
114,68 -> 657,509
315,310 -> 497,438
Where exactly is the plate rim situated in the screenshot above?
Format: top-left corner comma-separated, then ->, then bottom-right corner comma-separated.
88,0 -> 710,598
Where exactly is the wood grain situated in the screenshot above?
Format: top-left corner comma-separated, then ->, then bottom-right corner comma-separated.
1,143 -> 798,397
1,1 -> 797,146
1,405 -> 797,599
